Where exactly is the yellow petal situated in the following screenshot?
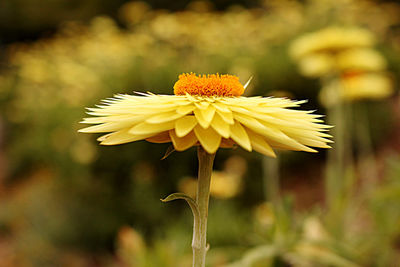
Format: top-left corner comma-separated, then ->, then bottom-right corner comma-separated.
129,121 -> 175,135
195,101 -> 210,110
267,139 -> 318,153
233,113 -> 314,152
194,108 -> 211,128
97,133 -> 112,142
146,131 -> 171,143
280,126 -> 333,142
169,130 -> 198,151
213,102 -> 231,113
216,110 -> 234,125
246,130 -> 276,157
184,92 -> 198,102
175,116 -> 198,137
194,125 -> 221,154
233,113 -> 266,134
260,122 -> 320,152
81,114 -> 146,124
289,135 -> 332,148
100,129 -> 151,145
79,122 -> 121,133
230,121 -> 252,151
176,105 -> 196,115
231,106 -> 328,130
210,113 -> 230,138
146,111 -> 185,124
79,120 -> 140,133
200,105 -> 216,124
88,104 -> 177,115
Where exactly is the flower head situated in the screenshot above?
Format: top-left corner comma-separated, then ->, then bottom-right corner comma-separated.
335,48 -> 386,72
80,73 -> 332,156
290,27 -> 375,60
319,73 -> 393,107
290,27 -> 393,104
295,48 -> 386,78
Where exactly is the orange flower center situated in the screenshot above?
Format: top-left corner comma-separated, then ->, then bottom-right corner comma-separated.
173,73 -> 245,97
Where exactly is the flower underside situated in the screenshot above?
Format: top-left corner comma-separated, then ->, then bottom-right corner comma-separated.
80,74 -> 332,156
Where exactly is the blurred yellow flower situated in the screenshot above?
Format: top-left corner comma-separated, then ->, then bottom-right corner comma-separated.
253,202 -> 275,227
178,155 -> 247,199
223,155 -> 247,177
209,171 -> 241,199
290,26 -> 375,60
80,73 -> 332,156
117,226 -> 146,266
117,226 -> 146,255
302,217 -> 329,242
290,26 -> 386,79
291,26 -> 393,105
297,53 -> 334,77
178,176 -> 197,198
340,73 -> 393,100
178,171 -> 242,200
319,73 -> 393,107
296,48 -> 387,78
336,48 -> 387,72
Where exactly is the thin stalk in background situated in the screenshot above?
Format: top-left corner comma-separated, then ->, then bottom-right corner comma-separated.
262,155 -> 281,206
325,79 -> 346,208
354,103 -> 378,192
323,77 -> 355,234
346,102 -> 379,227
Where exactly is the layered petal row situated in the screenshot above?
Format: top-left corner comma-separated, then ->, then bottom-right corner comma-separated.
79,93 -> 332,156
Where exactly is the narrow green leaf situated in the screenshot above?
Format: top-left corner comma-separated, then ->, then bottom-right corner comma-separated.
161,145 -> 175,160
161,192 -> 200,220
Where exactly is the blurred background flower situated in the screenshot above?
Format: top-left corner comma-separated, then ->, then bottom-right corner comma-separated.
0,0 -> 399,266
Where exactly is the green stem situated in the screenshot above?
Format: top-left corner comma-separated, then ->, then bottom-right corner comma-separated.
192,147 -> 215,267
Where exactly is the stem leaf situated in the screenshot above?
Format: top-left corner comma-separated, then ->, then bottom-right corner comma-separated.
161,192 -> 200,219
161,145 -> 175,160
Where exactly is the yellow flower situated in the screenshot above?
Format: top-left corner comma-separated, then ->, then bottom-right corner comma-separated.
340,73 -> 393,100
210,171 -> 242,199
79,73 -> 332,156
290,26 -> 375,60
253,202 -> 274,227
296,48 -> 386,78
178,171 -> 242,199
335,48 -> 387,72
319,73 -> 393,107
296,53 -> 335,77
